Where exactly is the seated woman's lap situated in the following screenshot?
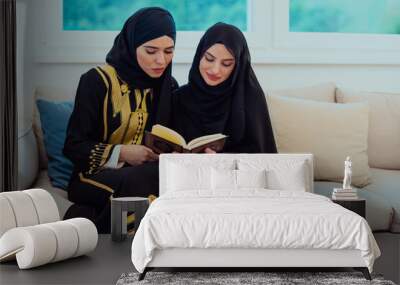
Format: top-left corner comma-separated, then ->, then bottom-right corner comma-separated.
68,161 -> 159,210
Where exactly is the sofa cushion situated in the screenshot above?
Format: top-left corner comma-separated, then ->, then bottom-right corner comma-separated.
18,127 -> 39,189
267,95 -> 370,187
36,99 -> 74,190
268,82 -> 336,102
336,88 -> 400,170
33,86 -> 76,169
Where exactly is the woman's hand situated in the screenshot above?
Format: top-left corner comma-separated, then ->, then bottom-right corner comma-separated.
119,145 -> 158,165
204,147 -> 216,154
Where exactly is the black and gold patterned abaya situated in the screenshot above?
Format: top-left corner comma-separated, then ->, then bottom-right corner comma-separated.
63,8 -> 177,233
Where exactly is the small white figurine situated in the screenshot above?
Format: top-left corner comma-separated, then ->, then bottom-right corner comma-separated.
343,156 -> 352,190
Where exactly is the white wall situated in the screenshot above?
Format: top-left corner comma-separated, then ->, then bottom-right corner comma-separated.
17,0 -> 400,136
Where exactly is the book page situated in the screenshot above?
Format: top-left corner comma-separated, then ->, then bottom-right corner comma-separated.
187,134 -> 226,149
151,124 -> 187,146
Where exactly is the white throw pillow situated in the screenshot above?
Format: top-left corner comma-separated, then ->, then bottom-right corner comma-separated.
266,164 -> 307,191
336,88 -> 400,170
211,168 -> 236,190
267,95 -> 370,187
238,159 -> 308,191
236,169 -> 268,189
167,162 -> 212,191
268,82 -> 336,103
211,169 -> 268,190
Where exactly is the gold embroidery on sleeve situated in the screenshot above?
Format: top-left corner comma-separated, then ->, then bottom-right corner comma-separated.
79,173 -> 114,194
86,143 -> 113,174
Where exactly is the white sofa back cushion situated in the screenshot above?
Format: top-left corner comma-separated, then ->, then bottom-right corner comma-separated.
160,154 -> 313,195
267,95 -> 370,187
336,88 -> 400,170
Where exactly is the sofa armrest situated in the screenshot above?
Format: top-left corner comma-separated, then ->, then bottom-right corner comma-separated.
18,126 -> 39,189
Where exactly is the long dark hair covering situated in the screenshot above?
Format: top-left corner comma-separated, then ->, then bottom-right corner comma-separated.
106,7 -> 176,125
172,22 -> 277,153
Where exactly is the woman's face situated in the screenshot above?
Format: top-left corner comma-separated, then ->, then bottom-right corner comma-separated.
136,35 -> 175,78
199,43 -> 236,86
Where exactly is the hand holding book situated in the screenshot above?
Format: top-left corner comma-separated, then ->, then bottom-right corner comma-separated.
144,124 -> 227,154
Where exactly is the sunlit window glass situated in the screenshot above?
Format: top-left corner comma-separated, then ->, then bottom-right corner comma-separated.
290,0 -> 400,34
63,0 -> 248,31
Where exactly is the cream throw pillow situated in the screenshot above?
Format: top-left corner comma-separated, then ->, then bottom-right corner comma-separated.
268,95 -> 370,187
268,82 -> 336,103
336,88 -> 400,170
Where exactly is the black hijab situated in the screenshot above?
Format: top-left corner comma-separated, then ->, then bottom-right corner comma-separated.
172,23 -> 277,153
106,7 -> 176,125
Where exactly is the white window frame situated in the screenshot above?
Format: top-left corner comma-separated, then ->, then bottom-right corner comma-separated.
270,0 -> 400,64
34,0 -> 270,64
33,0 -> 400,64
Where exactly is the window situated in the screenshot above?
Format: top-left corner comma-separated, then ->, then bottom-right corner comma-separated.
289,0 -> 400,35
63,0 -> 248,31
271,0 -> 400,64
35,0 -> 268,63
34,0 -> 399,64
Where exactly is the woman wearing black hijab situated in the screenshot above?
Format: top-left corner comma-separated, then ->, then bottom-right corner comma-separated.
63,7 -> 177,233
170,23 -> 276,153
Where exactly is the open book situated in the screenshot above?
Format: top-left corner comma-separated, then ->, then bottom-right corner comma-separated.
144,124 -> 227,154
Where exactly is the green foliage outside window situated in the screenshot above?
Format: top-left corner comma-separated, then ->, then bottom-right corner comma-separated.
63,0 -> 247,31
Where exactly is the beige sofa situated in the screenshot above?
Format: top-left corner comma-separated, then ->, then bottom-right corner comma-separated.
19,83 -> 400,231
18,86 -> 75,218
18,83 -> 399,283
267,82 -> 400,233
267,82 -> 400,283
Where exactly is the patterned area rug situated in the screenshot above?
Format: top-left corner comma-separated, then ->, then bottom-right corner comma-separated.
116,271 -> 396,285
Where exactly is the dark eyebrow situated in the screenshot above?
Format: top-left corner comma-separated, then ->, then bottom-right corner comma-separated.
206,51 -> 234,61
205,51 -> 216,59
144,45 -> 175,50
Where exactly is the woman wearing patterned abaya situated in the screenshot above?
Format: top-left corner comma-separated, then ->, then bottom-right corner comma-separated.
169,23 -> 277,153
63,7 -> 177,233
